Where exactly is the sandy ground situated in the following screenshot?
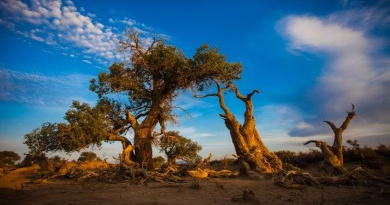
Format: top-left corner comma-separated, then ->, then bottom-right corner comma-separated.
1,175 -> 389,205
1,163 -> 390,205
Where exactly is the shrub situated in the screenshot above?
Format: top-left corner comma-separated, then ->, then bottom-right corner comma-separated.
375,144 -> 390,159
158,131 -> 202,166
152,156 -> 165,170
275,150 -> 296,164
344,140 -> 386,169
78,151 -> 98,162
0,151 -> 21,167
294,149 -> 324,168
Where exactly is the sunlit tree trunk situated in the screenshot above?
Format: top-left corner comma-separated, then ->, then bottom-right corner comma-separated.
197,83 -> 282,174
304,105 -> 356,174
134,130 -> 154,169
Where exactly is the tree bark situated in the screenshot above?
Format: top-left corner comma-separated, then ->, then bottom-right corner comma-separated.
198,83 -> 282,174
134,131 -> 154,169
304,104 -> 356,174
108,134 -> 136,167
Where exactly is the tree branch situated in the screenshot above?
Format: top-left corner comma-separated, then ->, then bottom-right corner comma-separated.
303,140 -> 319,146
172,105 -> 192,119
340,104 -> 356,132
126,110 -> 139,129
113,125 -> 130,135
135,111 -> 149,120
194,93 -> 218,98
247,89 -> 260,99
323,121 -> 338,133
232,86 -> 246,101
108,134 -> 132,149
145,37 -> 163,54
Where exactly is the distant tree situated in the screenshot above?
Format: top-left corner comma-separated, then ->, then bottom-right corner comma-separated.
158,131 -> 202,166
152,156 -> 165,170
0,151 -> 21,166
24,32 -> 242,170
78,151 -> 98,162
304,105 -> 356,174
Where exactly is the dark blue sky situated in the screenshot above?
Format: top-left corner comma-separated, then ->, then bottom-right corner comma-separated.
0,0 -> 389,159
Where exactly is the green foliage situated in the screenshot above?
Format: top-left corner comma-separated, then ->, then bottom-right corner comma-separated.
90,39 -> 242,125
24,32 -> 242,161
78,151 -> 98,162
24,101 -> 113,156
0,151 -> 21,166
159,131 -> 202,164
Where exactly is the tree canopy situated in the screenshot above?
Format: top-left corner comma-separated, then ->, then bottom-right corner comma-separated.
0,151 -> 21,166
159,131 -> 202,165
24,32 -> 242,169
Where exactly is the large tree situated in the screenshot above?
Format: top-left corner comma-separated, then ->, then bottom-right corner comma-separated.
25,32 -> 242,169
195,83 -> 283,174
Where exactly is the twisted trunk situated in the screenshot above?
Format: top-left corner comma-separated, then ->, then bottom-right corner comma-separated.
108,134 -> 136,167
202,83 -> 282,174
304,105 -> 356,174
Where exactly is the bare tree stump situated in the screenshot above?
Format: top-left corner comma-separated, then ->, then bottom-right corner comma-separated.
304,104 -> 356,174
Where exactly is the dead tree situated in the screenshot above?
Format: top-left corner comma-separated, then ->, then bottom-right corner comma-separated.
196,82 -> 282,174
304,104 -> 356,174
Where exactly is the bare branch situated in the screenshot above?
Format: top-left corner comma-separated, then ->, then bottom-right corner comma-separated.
340,104 -> 356,132
145,37 -> 163,54
303,140 -> 319,145
324,121 -> 338,133
232,85 -> 259,102
247,89 -> 260,99
232,86 -> 246,101
194,93 -> 218,98
172,105 -> 192,119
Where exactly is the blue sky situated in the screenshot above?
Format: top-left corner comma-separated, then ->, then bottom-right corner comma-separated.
0,0 -> 389,160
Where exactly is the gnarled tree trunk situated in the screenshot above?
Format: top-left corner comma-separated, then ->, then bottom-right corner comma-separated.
304,104 -> 356,174
134,134 -> 153,169
113,107 -> 161,170
197,83 -> 282,174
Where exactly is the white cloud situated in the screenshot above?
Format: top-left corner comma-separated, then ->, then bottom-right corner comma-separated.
176,126 -> 214,140
0,68 -> 95,106
0,0 -> 158,65
285,16 -> 367,51
82,59 -> 92,64
282,9 -> 390,138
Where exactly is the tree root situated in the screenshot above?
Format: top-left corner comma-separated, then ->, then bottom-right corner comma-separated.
187,168 -> 240,179
274,164 -> 390,189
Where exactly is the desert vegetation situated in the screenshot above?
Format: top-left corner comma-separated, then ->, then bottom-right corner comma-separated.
1,32 -> 389,204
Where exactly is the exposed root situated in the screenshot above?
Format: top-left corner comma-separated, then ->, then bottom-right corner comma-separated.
275,164 -> 390,189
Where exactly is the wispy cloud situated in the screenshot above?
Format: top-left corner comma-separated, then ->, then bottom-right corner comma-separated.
280,4 -> 390,138
0,68 -> 95,106
175,126 -> 215,140
0,0 -> 161,65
